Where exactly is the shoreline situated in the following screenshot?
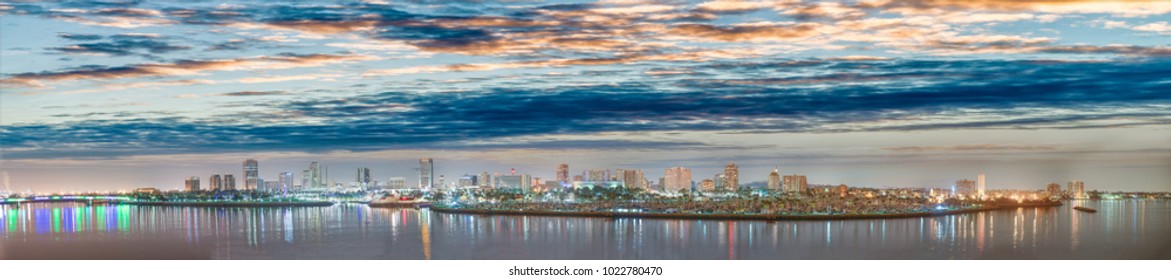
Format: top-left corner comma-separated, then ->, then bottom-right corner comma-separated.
368,201 -> 433,208
429,201 -> 1063,221
116,201 -> 335,207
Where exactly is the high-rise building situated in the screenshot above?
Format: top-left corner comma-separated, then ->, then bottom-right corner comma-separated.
309,162 -> 322,189
223,174 -> 236,190
497,174 -> 533,193
185,176 -> 200,192
724,162 -> 739,190
587,169 -> 609,182
459,174 -> 478,187
622,169 -> 645,189
1046,182 -> 1062,196
767,168 -> 781,190
664,167 -> 692,192
1068,180 -> 1085,199
301,169 -> 310,190
977,173 -> 986,197
357,167 -> 371,187
419,158 -> 434,189
279,172 -> 294,195
700,179 -> 715,192
556,163 -> 569,184
209,174 -> 223,191
243,159 -> 259,191
714,173 -> 726,190
956,179 -> 977,196
388,177 -> 406,189
479,172 -> 491,189
782,175 -> 807,193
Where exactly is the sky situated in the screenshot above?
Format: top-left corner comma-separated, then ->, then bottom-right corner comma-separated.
1,0 -> 1170,193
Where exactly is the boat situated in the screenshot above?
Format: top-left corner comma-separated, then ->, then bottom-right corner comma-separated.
1073,206 -> 1097,213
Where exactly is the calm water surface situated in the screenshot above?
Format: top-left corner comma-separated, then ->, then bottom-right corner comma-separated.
1,200 -> 1169,259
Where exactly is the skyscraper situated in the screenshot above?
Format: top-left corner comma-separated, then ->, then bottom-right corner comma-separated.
977,173 -> 986,197
243,159 -> 259,191
556,163 -> 569,184
767,168 -> 780,190
622,169 -> 645,189
479,172 -> 491,189
185,176 -> 200,192
223,174 -> 236,190
956,179 -> 977,196
309,162 -> 321,189
724,161 -> 739,190
664,167 -> 691,192
1068,180 -> 1085,199
419,158 -> 434,189
357,167 -> 371,187
209,174 -> 222,191
279,172 -> 294,195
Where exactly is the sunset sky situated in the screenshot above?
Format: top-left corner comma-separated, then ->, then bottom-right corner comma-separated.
2,0 -> 1170,193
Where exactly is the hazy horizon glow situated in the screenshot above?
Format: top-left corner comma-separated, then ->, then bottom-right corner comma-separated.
2,0 -> 1170,192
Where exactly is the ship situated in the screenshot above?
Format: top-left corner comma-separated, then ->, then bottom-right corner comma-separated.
1073,206 -> 1097,213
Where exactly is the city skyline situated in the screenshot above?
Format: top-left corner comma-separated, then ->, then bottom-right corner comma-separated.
2,0 -> 1171,192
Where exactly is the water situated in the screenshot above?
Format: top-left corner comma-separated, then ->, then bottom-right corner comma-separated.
1,200 -> 1169,259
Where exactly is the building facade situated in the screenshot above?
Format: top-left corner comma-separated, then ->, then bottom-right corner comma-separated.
419,158 -> 434,189
185,176 -> 200,192
724,162 -> 739,190
782,175 -> 807,194
223,174 -> 236,190
209,174 -> 223,191
556,163 -> 569,184
664,167 -> 692,192
243,159 -> 259,191
1068,180 -> 1085,199
768,168 -> 781,191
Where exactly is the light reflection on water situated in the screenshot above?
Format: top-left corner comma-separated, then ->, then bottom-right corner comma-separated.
1,200 -> 1169,259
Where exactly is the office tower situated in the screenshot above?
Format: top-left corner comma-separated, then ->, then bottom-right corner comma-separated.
301,169 -> 310,190
243,159 -> 259,191
700,179 -> 715,192
209,174 -> 223,191
479,172 -> 491,188
714,173 -> 726,190
256,177 -> 265,192
768,168 -> 780,190
497,174 -> 533,193
956,179 -> 977,196
1068,180 -> 1085,199
977,173 -> 986,197
459,174 -> 478,187
309,162 -> 321,189
357,167 -> 371,187
724,162 -> 739,190
185,176 -> 200,192
664,167 -> 692,192
389,177 -> 406,189
782,175 -> 807,193
279,172 -> 294,195
1046,183 -> 1062,196
556,163 -> 569,184
587,169 -> 609,182
223,174 -> 236,190
419,158 -> 433,189
622,169 -> 645,189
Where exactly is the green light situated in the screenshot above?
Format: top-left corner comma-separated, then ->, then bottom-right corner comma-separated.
51,196 -> 61,200
53,208 -> 62,233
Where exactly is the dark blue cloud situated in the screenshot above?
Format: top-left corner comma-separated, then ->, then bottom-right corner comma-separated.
4,59 -> 1171,160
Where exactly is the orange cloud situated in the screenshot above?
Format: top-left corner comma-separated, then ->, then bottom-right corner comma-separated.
1,54 -> 374,87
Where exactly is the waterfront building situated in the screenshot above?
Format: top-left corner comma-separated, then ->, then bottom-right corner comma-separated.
767,168 -> 780,191
1046,182 -> 1062,196
714,173 -> 726,190
497,174 -> 533,193
724,162 -> 740,190
556,163 -> 569,184
782,175 -> 807,194
479,172 -> 491,189
1069,180 -> 1085,199
621,169 -> 645,189
223,174 -> 236,190
309,162 -> 322,189
459,174 -> 478,188
209,174 -> 223,191
243,159 -> 259,191
185,176 -> 200,192
279,172 -> 294,194
419,158 -> 434,189
956,179 -> 977,196
572,181 -> 624,189
977,173 -> 986,198
388,177 -> 406,189
664,167 -> 692,192
700,179 -> 715,192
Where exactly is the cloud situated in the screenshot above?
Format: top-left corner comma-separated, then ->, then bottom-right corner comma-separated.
884,144 -> 1058,152
1133,22 -> 1171,35
693,0 -> 774,14
1,53 -> 375,87
57,33 -> 103,41
216,90 -> 288,97
7,58 -> 1171,159
47,35 -> 191,58
667,22 -> 823,41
